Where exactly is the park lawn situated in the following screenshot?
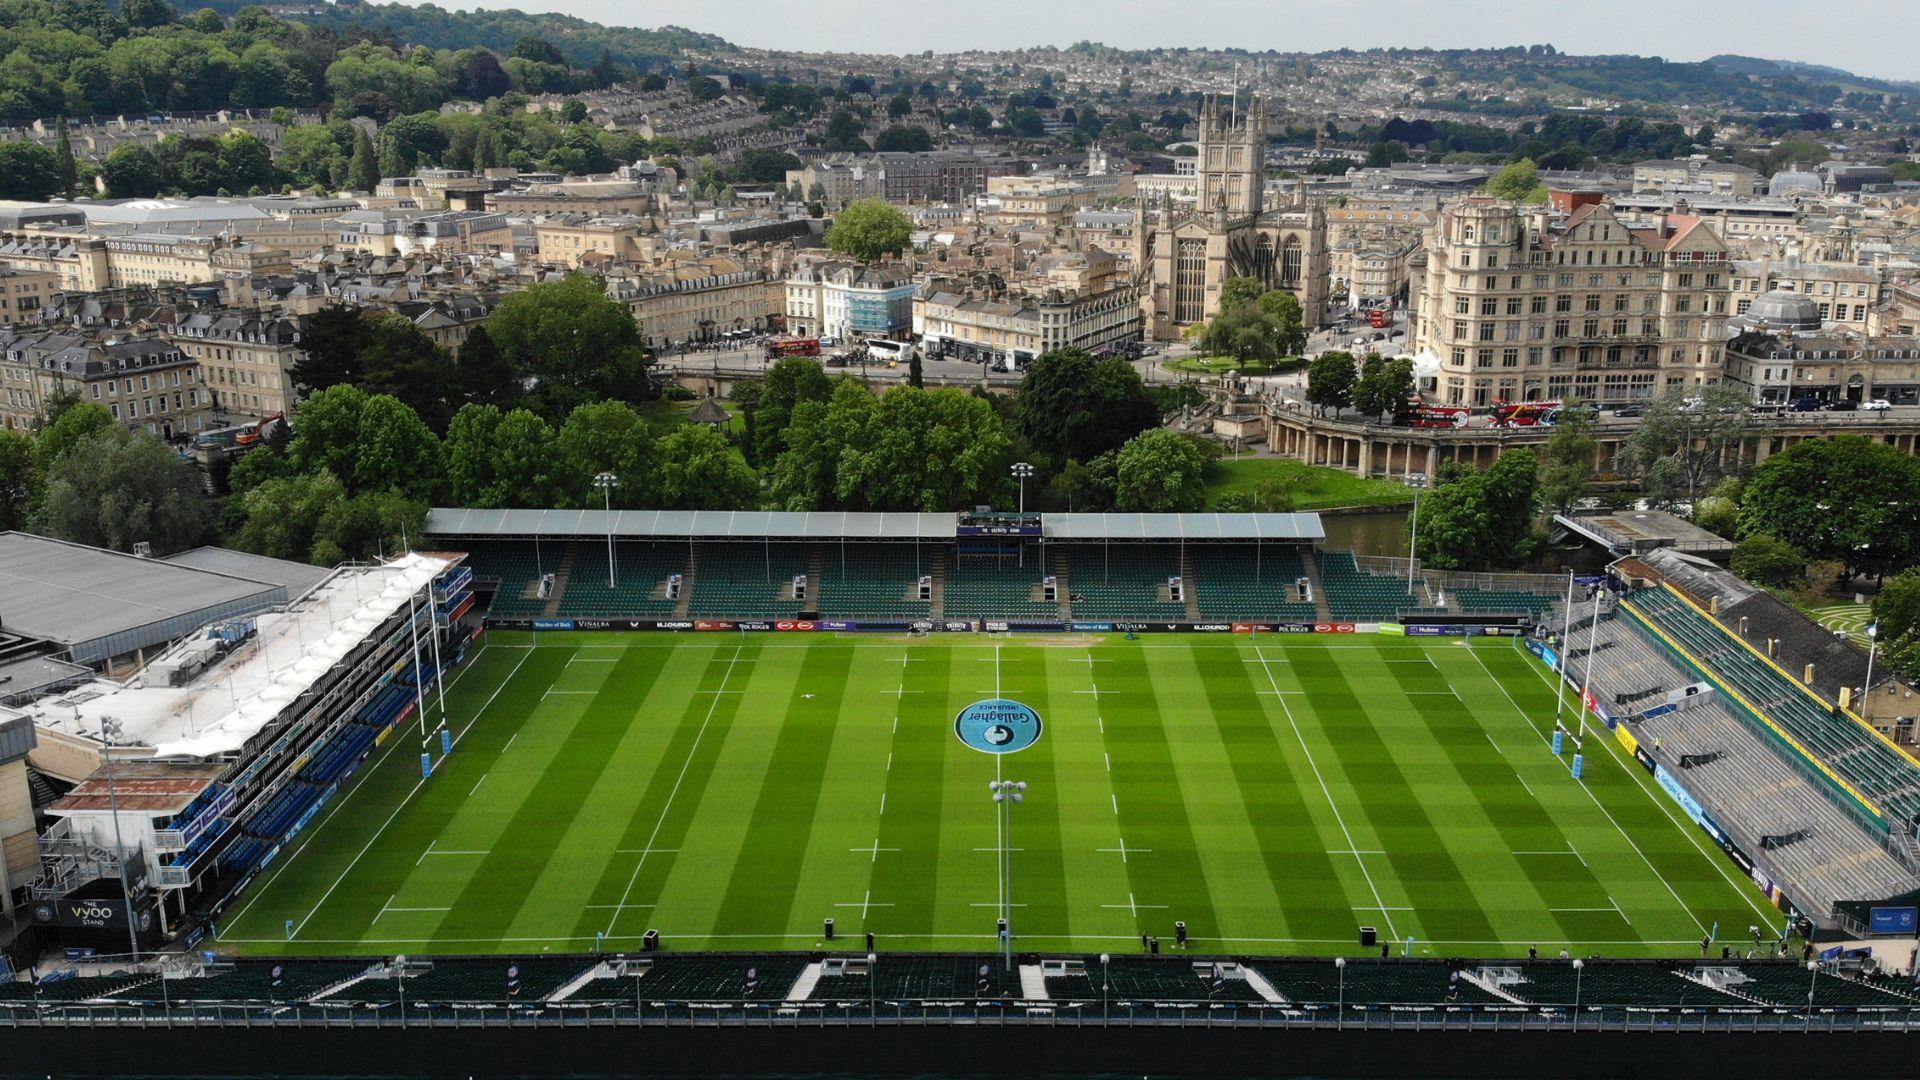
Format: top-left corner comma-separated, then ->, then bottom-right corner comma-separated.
1165,355 -> 1306,376
1207,457 -> 1413,511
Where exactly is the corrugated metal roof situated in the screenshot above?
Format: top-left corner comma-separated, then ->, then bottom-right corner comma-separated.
426,509 -> 1326,542
0,533 -> 282,653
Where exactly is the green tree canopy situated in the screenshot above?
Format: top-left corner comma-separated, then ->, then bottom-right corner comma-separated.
32,428 -> 214,554
824,198 -> 912,262
1306,352 -> 1358,417
552,399 -> 657,508
1485,157 -> 1549,202
1112,429 -> 1210,512
1737,434 -> 1920,578
654,424 -> 759,510
750,356 -> 832,466
1730,534 -> 1806,589
485,273 -> 652,417
1013,348 -> 1159,466
1350,353 -> 1416,422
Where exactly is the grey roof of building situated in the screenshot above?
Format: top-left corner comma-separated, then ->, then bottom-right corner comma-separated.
0,533 -> 283,662
162,546 -> 331,599
0,653 -> 91,706
426,509 -> 1326,543
1042,513 -> 1325,541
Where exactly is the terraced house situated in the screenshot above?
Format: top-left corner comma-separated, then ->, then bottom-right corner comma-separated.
0,329 -> 212,440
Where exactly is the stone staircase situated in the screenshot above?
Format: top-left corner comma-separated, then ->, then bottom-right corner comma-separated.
1302,552 -> 1331,621
1181,549 -> 1201,621
674,545 -> 698,618
1051,547 -> 1073,621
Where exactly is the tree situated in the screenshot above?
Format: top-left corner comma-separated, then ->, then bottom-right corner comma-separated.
1730,534 -> 1806,589
751,356 -> 832,466
35,400 -> 116,468
0,141 -> 67,200
1486,157 -> 1549,202
873,125 -> 932,152
835,386 -> 1010,511
485,273 -> 652,416
351,393 -> 443,500
101,144 -> 168,198
1415,451 -> 1540,570
346,124 -> 379,190
1255,290 -> 1308,356
1199,305 -> 1283,366
355,313 -> 460,429
32,428 -> 214,555
1874,568 -> 1920,648
1737,434 -> 1920,578
1623,386 -> 1749,512
53,117 -> 76,195
1112,429 -> 1209,512
1350,354 -> 1416,421
654,424 -> 759,509
1305,352 -> 1358,417
453,324 -> 519,409
0,428 -> 34,531
1538,401 -> 1597,513
824,198 -> 912,262
1014,348 -> 1159,466
887,93 -> 911,119
1217,276 -> 1265,314
552,399 -> 657,507
442,403 -> 504,506
289,303 -> 369,395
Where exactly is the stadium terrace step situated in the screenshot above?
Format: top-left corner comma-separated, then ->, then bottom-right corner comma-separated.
542,544 -> 578,618
1018,964 -> 1048,1001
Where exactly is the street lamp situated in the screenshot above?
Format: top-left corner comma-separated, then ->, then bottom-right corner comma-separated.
1100,952 -> 1110,1024
1571,958 -> 1583,1031
1807,958 -> 1820,1012
99,718 -> 141,962
1011,462 -> 1035,568
1335,956 -> 1346,1029
593,472 -> 620,589
989,779 -> 1026,972
868,951 -> 878,1022
1403,469 -> 1428,594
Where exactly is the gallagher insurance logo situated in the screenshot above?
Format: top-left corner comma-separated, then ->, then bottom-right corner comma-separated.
954,698 -> 1043,754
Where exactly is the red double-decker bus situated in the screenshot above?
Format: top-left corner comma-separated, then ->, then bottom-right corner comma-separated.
1367,307 -> 1391,329
1490,400 -> 1560,428
765,337 -> 821,359
1396,404 -> 1469,429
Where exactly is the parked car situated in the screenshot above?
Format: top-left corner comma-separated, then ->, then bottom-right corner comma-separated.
1788,397 -> 1823,412
1826,399 -> 1859,412
1611,403 -> 1646,417
1862,398 -> 1893,411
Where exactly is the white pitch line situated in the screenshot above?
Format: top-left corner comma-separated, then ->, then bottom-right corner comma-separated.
469,773 -> 488,796
1461,644 -> 1710,935
1110,793 -> 1119,815
281,647 -> 534,940
601,644 -> 746,937
420,849 -> 489,856
1252,644 -> 1401,943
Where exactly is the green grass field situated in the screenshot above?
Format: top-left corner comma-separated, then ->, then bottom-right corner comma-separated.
216,632 -> 1778,960
1206,457 -> 1413,511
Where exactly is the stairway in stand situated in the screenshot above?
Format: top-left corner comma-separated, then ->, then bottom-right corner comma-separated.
1052,546 -> 1073,622
807,544 -> 826,612
1181,548 -> 1201,621
675,544 -> 699,618
1302,554 -> 1331,621
542,543 -> 579,618
929,557 -> 946,620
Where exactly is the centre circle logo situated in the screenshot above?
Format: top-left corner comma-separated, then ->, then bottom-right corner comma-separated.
954,698 -> 1043,754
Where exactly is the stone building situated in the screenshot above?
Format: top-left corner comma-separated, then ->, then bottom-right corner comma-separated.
1131,95 -> 1330,339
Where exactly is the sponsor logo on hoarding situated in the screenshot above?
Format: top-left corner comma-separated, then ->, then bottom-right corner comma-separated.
656,621 -> 693,630
774,621 -> 818,631
1072,622 -> 1115,632
532,619 -> 575,631
821,620 -> 857,631
983,621 -> 1010,632
1190,623 -> 1229,632
943,621 -> 971,632
695,620 -> 735,631
955,698 -> 1043,754
1653,764 -> 1709,828
735,621 -> 774,631
1869,907 -> 1919,934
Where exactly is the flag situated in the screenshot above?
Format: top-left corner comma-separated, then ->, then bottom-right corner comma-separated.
507,963 -> 521,997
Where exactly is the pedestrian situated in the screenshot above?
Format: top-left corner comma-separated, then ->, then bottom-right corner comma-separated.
1700,936 -> 1711,957
1380,943 -> 1389,959
1527,945 -> 1538,960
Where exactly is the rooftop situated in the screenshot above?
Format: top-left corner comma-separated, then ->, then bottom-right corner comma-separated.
161,547 -> 331,599
0,533 -> 284,663
24,553 -> 449,759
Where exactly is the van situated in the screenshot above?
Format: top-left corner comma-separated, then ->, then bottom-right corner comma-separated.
1788,397 -> 1822,412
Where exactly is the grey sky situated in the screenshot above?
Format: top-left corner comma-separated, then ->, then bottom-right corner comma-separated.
461,0 -> 1914,83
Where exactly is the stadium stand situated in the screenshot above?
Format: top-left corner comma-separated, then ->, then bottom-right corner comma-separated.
1456,587 -> 1557,617
392,958 -> 592,1004
1046,958 -> 1264,1002
1258,959 -> 1501,1005
1624,588 -> 1920,827
1064,546 -> 1187,621
1700,962 -> 1919,1008
1486,962 -> 1745,1008
816,544 -> 934,620
1316,551 -> 1421,621
811,956 -> 1019,1001
568,956 -> 809,1003
1575,613 -> 1918,912
553,542 -> 686,618
1191,545 -> 1317,622
943,552 -> 1056,621
456,539 -> 556,619
0,974 -> 157,1001
686,542 -> 810,618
